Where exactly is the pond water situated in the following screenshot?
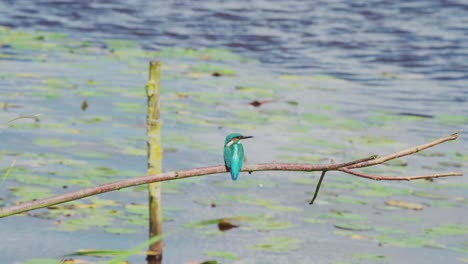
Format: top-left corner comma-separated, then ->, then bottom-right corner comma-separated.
0,1 -> 467,264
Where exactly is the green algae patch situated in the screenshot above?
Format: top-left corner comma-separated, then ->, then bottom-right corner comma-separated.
205,251 -> 240,261
346,135 -> 395,146
334,222 -> 373,231
104,227 -> 137,234
349,253 -> 384,261
21,259 -> 61,264
191,63 -> 235,76
374,234 -> 444,249
9,186 -> 54,201
213,178 -> 276,189
154,47 -> 252,62
221,194 -> 302,212
114,102 -> 146,113
356,184 -> 411,198
250,236 -> 302,252
33,138 -> 77,148
425,224 -> 468,237
391,215 -> 422,223
436,114 -> 468,126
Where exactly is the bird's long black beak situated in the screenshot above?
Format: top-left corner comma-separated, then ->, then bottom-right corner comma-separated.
240,135 -> 253,140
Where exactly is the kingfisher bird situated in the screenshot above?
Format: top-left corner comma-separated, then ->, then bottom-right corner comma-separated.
223,133 -> 253,180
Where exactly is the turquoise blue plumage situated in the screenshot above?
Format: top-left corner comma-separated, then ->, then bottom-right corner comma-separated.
223,133 -> 253,180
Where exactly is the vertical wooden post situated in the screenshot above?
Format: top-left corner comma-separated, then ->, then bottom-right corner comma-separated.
146,61 -> 163,262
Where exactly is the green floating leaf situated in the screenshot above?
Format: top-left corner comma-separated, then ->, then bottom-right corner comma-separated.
66,249 -> 122,256
391,215 -> 422,223
334,222 -> 373,231
105,227 -> 137,234
425,224 -> 468,237
9,186 -> 53,201
191,63 -> 234,76
349,253 -> 384,260
346,135 -> 395,146
213,178 -> 276,189
254,200 -> 302,212
105,39 -> 138,50
33,138 -> 77,148
221,194 -> 302,212
155,47 -> 251,62
332,196 -> 367,205
125,203 -> 148,216
301,113 -> 331,124
356,184 -> 410,198
374,234 -> 444,249
245,217 -> 293,231
184,218 -> 221,229
73,151 -> 112,159
436,114 -> 468,126
107,234 -> 164,264
453,152 -> 468,161
114,102 -> 146,113
21,259 -> 61,264
205,251 -> 240,261
250,236 -> 302,252
56,213 -> 114,231
289,178 -> 317,185
328,210 -> 367,221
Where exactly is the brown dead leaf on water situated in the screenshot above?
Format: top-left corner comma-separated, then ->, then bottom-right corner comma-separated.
385,199 -> 423,210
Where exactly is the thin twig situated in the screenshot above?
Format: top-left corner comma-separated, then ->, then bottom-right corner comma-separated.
339,168 -> 462,181
309,171 -> 326,205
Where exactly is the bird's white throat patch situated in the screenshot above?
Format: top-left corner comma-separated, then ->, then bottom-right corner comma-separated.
226,139 -> 236,147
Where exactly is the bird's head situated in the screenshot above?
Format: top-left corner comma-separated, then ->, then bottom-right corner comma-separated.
224,133 -> 253,147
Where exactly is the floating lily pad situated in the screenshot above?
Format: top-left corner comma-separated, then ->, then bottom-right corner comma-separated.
114,102 -> 146,113
436,115 -> 468,125
374,234 -> 444,249
9,186 -> 54,201
56,213 -> 114,231
328,210 -> 367,221
244,217 -> 293,231
349,253 -> 384,260
391,215 -> 422,223
346,135 -> 395,146
105,227 -> 137,234
21,259 -> 61,264
191,63 -> 235,76
332,195 -> 368,205
250,236 -> 302,252
205,251 -> 240,261
425,224 -> 468,237
334,222 -> 373,231
33,138 -> 77,148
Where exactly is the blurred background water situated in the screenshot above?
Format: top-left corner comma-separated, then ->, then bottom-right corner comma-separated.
0,1 -> 466,263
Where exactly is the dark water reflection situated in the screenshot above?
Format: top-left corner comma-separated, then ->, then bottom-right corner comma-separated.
1,0 -> 467,83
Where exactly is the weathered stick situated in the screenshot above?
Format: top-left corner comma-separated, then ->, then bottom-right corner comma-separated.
0,132 -> 462,218
146,61 -> 163,262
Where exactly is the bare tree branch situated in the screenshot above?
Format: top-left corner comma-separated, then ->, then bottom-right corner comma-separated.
339,168 -> 462,181
346,132 -> 459,169
0,132 -> 462,218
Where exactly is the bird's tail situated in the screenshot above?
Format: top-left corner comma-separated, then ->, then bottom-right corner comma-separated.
230,170 -> 239,181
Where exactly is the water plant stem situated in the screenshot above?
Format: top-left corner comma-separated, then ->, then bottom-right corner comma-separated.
0,132 -> 462,218
146,61 -> 163,262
